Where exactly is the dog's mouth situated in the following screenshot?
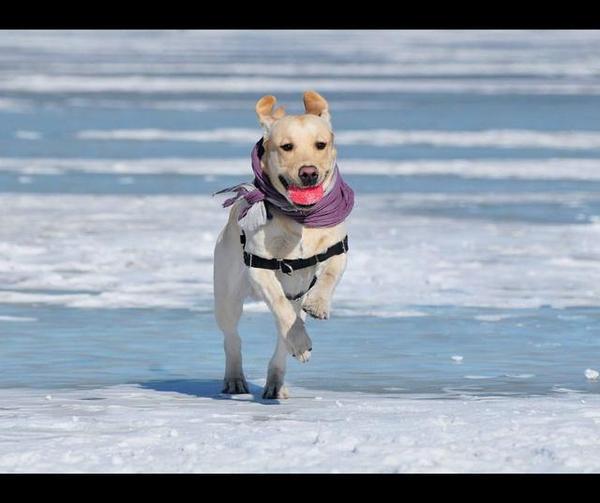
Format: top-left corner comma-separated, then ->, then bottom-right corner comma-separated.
279,175 -> 324,206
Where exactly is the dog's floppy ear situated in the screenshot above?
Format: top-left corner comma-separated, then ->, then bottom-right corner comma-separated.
256,95 -> 285,136
303,90 -> 331,127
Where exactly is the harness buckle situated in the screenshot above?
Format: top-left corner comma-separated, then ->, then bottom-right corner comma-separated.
280,261 -> 293,275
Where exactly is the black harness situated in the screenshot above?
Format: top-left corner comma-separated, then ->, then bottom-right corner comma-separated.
240,232 -> 349,301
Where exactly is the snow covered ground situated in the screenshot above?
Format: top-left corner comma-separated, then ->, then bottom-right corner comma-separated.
2,30 -> 600,472
3,191 -> 600,311
3,384 -> 600,473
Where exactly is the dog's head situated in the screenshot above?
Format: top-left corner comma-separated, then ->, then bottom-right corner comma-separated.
256,91 -> 336,207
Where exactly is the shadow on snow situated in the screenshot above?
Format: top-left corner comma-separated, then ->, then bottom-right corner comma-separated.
139,378 -> 282,405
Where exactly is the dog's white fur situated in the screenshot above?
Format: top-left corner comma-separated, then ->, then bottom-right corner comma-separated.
213,91 -> 348,399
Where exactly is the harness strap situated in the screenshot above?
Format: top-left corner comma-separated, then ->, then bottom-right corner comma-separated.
240,232 -> 348,300
240,233 -> 348,275
286,275 -> 318,301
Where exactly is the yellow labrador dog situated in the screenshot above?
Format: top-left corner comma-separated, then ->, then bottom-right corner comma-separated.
214,91 -> 354,399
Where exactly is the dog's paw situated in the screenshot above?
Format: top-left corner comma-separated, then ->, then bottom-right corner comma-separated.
221,376 -> 249,394
302,293 -> 330,320
285,318 -> 312,363
262,379 -> 289,400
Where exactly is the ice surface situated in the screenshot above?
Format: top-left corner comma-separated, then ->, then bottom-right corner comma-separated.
75,128 -> 600,150
4,158 -> 600,181
14,130 -> 42,141
6,75 -> 600,95
2,29 -> 600,472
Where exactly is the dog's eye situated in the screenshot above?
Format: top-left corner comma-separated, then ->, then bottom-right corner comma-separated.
280,143 -> 294,152
315,142 -> 327,150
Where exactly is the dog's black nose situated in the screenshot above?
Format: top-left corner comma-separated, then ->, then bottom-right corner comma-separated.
298,166 -> 318,186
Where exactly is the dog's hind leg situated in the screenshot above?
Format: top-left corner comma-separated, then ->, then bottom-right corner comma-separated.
214,224 -> 249,395
216,295 -> 248,394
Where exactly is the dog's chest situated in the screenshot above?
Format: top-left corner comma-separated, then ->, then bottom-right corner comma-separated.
247,213 -> 342,260
243,213 -> 345,299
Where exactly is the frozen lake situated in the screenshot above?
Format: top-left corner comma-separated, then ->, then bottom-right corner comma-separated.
1,30 -> 600,472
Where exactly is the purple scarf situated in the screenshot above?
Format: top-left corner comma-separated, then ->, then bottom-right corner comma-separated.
215,139 -> 354,228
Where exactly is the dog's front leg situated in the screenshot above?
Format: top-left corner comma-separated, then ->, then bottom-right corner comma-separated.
302,253 -> 347,320
248,268 -> 313,361
248,268 -> 312,399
